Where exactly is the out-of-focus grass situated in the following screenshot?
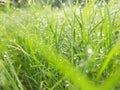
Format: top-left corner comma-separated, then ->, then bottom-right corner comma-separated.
0,0 -> 120,90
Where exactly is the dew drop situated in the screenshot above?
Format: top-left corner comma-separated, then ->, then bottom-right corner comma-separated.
87,48 -> 93,55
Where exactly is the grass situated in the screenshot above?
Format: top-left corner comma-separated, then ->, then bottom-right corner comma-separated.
0,0 -> 120,90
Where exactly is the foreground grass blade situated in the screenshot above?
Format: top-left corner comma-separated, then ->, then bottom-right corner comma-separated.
5,56 -> 24,90
100,67 -> 120,90
97,42 -> 120,80
22,43 -> 98,90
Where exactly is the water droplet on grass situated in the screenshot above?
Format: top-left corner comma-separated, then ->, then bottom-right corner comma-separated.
76,8 -> 80,16
3,55 -> 7,58
96,64 -> 100,67
66,83 -> 70,87
100,49 -> 104,54
85,70 -> 88,73
65,80 -> 70,87
87,47 -> 94,55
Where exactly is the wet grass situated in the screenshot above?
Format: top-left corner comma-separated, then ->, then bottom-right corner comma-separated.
0,0 -> 120,90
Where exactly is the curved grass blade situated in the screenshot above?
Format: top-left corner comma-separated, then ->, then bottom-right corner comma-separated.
97,42 -> 120,80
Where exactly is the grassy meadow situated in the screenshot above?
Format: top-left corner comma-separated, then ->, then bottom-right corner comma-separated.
0,0 -> 120,90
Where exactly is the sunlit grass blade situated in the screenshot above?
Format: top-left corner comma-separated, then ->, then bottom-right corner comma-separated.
100,67 -> 120,90
97,42 -> 120,80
